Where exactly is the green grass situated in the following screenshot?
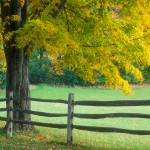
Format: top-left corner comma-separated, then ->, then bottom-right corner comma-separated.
0,84 -> 150,149
31,84 -> 150,100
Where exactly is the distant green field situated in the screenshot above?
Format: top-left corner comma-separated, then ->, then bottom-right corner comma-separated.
31,84 -> 150,100
0,84 -> 150,149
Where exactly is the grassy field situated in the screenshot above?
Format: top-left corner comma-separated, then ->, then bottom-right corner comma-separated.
0,84 -> 150,149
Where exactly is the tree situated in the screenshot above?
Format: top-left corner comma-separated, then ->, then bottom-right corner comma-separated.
0,0 -> 149,130
0,0 -> 31,130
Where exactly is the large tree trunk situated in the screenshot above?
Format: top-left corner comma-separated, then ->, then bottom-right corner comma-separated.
1,0 -> 32,130
5,44 -> 31,130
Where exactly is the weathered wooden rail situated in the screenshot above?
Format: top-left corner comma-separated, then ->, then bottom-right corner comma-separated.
0,94 -> 150,144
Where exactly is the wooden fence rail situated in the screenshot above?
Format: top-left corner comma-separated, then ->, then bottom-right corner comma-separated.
73,113 -> 150,119
0,116 -> 7,121
30,98 -> 68,104
0,93 -> 150,144
2,108 -> 67,119
12,108 -> 67,117
11,120 -> 67,129
0,108 -> 7,112
74,100 -> 150,106
0,98 -> 7,102
73,125 -> 150,135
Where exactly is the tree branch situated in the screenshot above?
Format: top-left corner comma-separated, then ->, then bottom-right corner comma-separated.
80,34 -> 150,48
80,43 -> 116,48
65,7 -> 88,22
29,9 -> 41,20
64,7 -> 70,32
52,0 -> 67,18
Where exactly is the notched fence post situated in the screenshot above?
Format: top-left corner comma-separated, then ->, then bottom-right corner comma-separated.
6,91 -> 13,138
67,93 -> 74,144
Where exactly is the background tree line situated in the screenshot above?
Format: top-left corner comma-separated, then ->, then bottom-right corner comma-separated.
1,49 -> 149,90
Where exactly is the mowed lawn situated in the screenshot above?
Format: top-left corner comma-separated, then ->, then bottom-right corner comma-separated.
0,84 -> 150,150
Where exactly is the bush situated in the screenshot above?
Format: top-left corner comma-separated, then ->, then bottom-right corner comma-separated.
49,69 -> 94,87
29,50 -> 51,84
143,66 -> 150,83
0,66 -> 6,89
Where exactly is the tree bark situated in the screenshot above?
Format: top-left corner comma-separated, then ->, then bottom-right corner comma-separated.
1,0 -> 32,130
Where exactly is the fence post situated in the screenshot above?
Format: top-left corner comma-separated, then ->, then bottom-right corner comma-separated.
67,93 -> 74,144
6,91 -> 13,138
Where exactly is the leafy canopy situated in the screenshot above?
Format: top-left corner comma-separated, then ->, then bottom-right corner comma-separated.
0,0 -> 150,94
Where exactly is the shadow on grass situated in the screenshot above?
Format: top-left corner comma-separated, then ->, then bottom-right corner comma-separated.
45,140 -> 99,150
0,127 -> 99,150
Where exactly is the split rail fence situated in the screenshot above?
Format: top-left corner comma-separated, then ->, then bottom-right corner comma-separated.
0,93 -> 150,144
